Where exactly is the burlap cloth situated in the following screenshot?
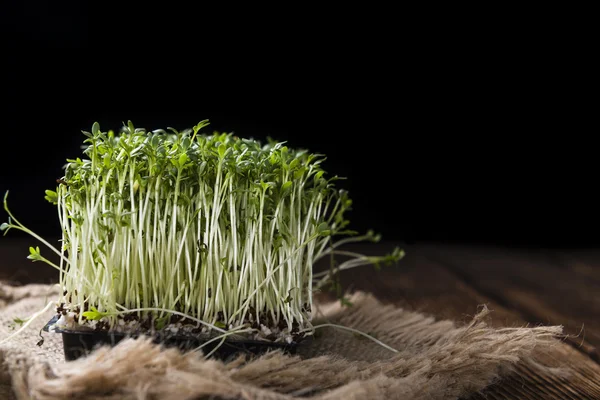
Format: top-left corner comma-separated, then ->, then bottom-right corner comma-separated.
0,282 -> 564,399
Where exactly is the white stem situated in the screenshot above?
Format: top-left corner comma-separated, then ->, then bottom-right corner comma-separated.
300,323 -> 398,354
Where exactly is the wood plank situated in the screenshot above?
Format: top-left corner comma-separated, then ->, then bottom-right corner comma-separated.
317,242 -> 600,400
554,249 -> 600,287
422,243 -> 600,363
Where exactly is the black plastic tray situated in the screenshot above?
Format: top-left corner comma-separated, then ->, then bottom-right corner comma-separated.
43,315 -> 302,361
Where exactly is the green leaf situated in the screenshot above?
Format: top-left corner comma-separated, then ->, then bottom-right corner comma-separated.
281,181 -> 293,192
181,137 -> 191,150
315,171 -> 325,181
193,120 -> 209,136
44,190 -> 58,205
92,122 -> 100,136
82,306 -> 109,321
0,223 -> 9,231
178,153 -> 188,168
214,321 -> 226,329
317,222 -> 331,237
27,246 -> 41,262
289,158 -> 300,170
293,167 -> 306,180
340,297 -> 353,307
389,247 -> 405,262
218,144 -> 227,158
13,317 -> 29,326
154,316 -> 169,330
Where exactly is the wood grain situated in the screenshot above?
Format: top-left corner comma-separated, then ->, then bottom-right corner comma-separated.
422,244 -> 600,362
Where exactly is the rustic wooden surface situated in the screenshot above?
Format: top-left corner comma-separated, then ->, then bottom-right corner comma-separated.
2,238 -> 600,399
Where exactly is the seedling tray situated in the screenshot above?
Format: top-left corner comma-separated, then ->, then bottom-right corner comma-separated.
43,315 -> 302,361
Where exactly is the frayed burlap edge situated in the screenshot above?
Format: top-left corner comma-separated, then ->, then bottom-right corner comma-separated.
0,283 -> 564,400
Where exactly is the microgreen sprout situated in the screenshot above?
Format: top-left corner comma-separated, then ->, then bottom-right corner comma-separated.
8,317 -> 29,331
81,306 -> 111,321
1,120 -> 404,347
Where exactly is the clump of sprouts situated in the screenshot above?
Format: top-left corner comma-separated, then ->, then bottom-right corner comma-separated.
1,120 -> 403,343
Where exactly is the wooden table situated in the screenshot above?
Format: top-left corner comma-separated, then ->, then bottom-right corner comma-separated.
2,238 -> 600,399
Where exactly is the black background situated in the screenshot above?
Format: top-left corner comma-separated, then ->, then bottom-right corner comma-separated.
1,5 -> 595,249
